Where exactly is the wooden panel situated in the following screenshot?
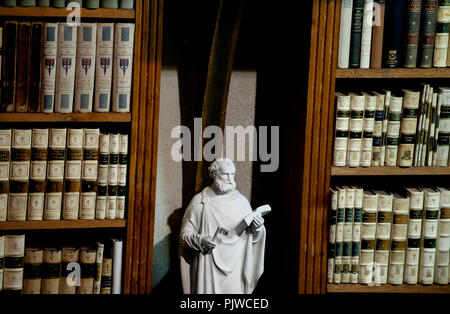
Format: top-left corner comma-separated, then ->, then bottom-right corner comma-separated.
331,166 -> 450,176
0,113 -> 131,123
328,284 -> 450,293
336,68 -> 450,78
0,7 -> 135,19
0,219 -> 126,230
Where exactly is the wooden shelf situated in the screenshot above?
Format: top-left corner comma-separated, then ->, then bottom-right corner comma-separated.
0,6 -> 135,19
328,283 -> 450,293
331,166 -> 450,176
0,219 -> 126,230
336,68 -> 450,79
0,113 -> 131,123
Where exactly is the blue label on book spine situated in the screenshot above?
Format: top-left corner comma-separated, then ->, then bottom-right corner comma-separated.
343,242 -> 352,257
354,208 -> 362,222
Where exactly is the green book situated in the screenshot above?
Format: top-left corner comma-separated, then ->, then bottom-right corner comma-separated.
51,0 -> 64,7
101,0 -> 117,8
1,0 -> 17,6
119,0 -> 132,9
86,0 -> 99,8
18,0 -> 35,5
67,0 -> 82,6
37,0 -> 49,5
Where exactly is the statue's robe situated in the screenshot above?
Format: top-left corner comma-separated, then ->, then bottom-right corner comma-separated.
180,187 -> 266,294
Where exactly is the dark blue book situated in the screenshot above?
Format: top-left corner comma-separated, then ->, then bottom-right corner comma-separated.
349,0 -> 365,68
383,0 -> 409,67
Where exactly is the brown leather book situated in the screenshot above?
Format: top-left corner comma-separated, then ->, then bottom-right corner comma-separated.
28,22 -> 43,112
1,21 -> 18,112
15,22 -> 31,112
370,0 -> 386,68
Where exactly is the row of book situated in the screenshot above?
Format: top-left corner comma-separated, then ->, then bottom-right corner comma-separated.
0,234 -> 123,294
0,0 -> 133,9
0,128 -> 128,221
328,186 -> 450,285
333,85 -> 450,167
338,0 -> 450,69
0,21 -> 135,113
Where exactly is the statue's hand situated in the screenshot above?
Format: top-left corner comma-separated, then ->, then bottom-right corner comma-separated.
200,235 -> 216,254
251,214 -> 264,232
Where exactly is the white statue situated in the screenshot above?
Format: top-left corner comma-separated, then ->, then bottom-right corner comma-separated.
179,158 -> 269,294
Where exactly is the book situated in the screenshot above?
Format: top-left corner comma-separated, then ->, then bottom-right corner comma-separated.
359,190 -> 377,284
334,186 -> 346,283
333,92 -> 350,166
78,246 -> 96,294
59,246 -> 79,294
96,133 -> 109,219
40,22 -> 59,113
380,90 -> 391,166
328,188 -> 338,284
351,186 -> 363,283
37,0 -> 49,5
80,129 -> 99,219
112,23 -> 135,113
44,128 -> 66,220
54,23 -> 77,113
100,240 -> 112,294
420,87 -> 434,166
433,0 -> 450,67
397,89 -> 421,167
3,234 -> 25,294
388,193 -> 409,285
385,94 -> 403,166
342,186 -> 355,283
8,129 -> 32,221
28,22 -> 43,113
93,241 -> 104,294
23,247 -> 43,294
117,133 -> 128,219
436,87 -> 450,166
426,92 -> 438,165
361,92 -> 375,167
51,0 -> 65,7
119,0 -> 133,9
28,128 -> 48,220
15,21 -> 31,112
414,84 -> 430,166
419,187 -> 439,284
347,93 -> 365,167
403,0 -> 423,67
86,0 -> 100,8
349,0 -> 364,68
1,21 -> 18,112
0,129 -> 11,221
62,129 -> 83,220
371,91 -> 385,166
418,0 -> 438,67
383,0 -> 408,67
18,0 -> 36,6
101,0 -> 118,8
404,187 -> 424,284
435,187 -> 450,284
2,0 -> 17,5
359,0 -> 373,68
370,0 -> 386,68
0,236 -> 3,292
94,23 -> 114,112
112,238 -> 122,294
41,247 -> 61,294
74,23 -> 97,113
107,133 -> 119,219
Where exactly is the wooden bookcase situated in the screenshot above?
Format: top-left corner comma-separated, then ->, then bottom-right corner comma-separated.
0,0 -> 163,294
301,0 -> 450,294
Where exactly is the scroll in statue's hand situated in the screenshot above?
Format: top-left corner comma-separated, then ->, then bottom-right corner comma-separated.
200,235 -> 216,255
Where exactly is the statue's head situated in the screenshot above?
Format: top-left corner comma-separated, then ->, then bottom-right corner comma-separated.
208,158 -> 236,194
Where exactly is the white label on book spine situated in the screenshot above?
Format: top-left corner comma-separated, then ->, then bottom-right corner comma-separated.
388,264 -> 404,285
435,265 -> 448,284
406,247 -> 420,265
375,250 -> 389,265
391,224 -> 408,240
83,129 -> 100,148
82,161 -> 98,180
3,269 -> 24,290
94,23 -> 114,112
376,223 -> 391,240
10,162 -> 30,181
116,195 -> 125,219
360,250 -> 374,264
98,165 -> 108,184
423,219 -> 438,238
65,160 -> 82,179
30,161 -> 47,181
55,24 -> 77,113
438,236 -> 450,251
0,163 -> 9,181
361,223 -> 376,239
390,250 -> 406,264
404,264 -> 418,284
96,196 -> 106,219
106,196 -> 117,219
0,194 -> 7,221
421,249 -> 436,266
44,193 -> 62,220
41,23 -> 59,113
27,193 -> 45,220
419,266 -> 434,284
408,220 -> 423,238
47,160 -> 64,180
79,192 -> 96,219
108,164 -> 118,184
440,220 -> 450,236
62,192 -> 80,220
7,193 -> 27,221
67,129 -> 83,148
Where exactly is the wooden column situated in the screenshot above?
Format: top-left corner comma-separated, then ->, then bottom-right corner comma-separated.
124,0 -> 164,294
299,0 -> 340,294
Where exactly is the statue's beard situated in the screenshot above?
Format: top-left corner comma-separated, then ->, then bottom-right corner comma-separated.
214,178 -> 236,193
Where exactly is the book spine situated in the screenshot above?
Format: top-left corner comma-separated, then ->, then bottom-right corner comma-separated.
119,0 -> 133,9
435,188 -> 450,284
117,134 -> 127,219
37,0 -> 49,5
359,192 -> 377,284
420,89 -> 434,166
86,0 -> 100,8
383,0 -> 408,67
349,0 -> 364,68
3,235 -> 25,294
41,248 -> 61,294
380,90 -> 391,166
375,192 -> 393,284
0,236 -> 3,292
436,89 -> 450,165
385,96 -> 403,166
351,188 -> 363,283
54,24 -> 77,113
371,93 -> 385,166
414,85 -> 428,166
433,0 -> 450,67
78,247 -> 96,294
2,0 -> 17,6
74,23 -> 97,113
404,0 -> 423,67
80,129 -> 99,219
361,94 -> 375,166
370,0 -> 385,68
96,134 -> 109,219
15,22 -> 31,112
328,189 -> 338,283
44,128 -> 66,220
112,238 -> 122,294
28,22 -> 43,113
62,129 -> 83,220
419,0 -> 439,67
0,130 -> 11,221
112,23 -> 135,113
1,21 -> 18,112
23,248 -> 43,294
101,0 -> 118,8
334,187 -> 346,283
397,90 -> 421,167
333,94 -> 350,166
93,242 -> 104,294
18,0 -> 36,6
51,0 -> 65,7
100,249 -> 112,294
94,23 -> 114,112
359,0 -> 373,68
59,247 -> 80,294
427,93 -> 438,165
8,129 -> 32,221
107,133 -> 119,219
342,187 -> 355,283
41,23 -> 58,113
347,94 -> 365,167
28,129 -> 48,221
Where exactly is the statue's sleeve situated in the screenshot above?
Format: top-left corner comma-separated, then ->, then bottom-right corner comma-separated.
180,199 -> 204,252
